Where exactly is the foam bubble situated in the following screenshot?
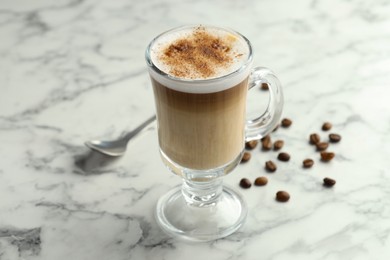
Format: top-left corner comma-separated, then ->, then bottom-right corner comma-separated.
147,26 -> 252,94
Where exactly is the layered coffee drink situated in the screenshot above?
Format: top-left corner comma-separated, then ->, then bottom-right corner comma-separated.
148,25 -> 283,242
148,26 -> 252,170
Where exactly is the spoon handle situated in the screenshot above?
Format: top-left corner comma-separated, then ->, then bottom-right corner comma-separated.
122,115 -> 156,142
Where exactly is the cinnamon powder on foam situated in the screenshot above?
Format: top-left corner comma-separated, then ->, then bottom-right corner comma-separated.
158,27 -> 240,79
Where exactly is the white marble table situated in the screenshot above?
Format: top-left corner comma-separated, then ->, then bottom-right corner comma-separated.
1,0 -> 390,259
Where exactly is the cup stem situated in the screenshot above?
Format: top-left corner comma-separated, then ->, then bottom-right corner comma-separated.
182,178 -> 223,207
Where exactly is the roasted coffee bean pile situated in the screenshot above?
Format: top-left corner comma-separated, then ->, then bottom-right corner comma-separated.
239,118 -> 342,202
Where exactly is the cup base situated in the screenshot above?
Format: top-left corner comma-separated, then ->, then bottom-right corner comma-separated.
155,185 -> 247,242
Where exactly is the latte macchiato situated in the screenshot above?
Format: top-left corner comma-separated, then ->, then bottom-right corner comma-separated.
147,25 -> 284,242
148,26 -> 252,170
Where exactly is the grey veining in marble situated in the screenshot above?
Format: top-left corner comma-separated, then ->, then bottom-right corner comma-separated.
1,0 -> 390,259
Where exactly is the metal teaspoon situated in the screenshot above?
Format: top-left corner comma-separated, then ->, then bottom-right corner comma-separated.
84,115 -> 156,156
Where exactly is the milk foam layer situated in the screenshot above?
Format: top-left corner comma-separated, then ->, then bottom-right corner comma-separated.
148,26 -> 252,94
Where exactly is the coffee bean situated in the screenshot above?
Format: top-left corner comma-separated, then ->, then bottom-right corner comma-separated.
323,177 -> 336,187
322,122 -> 332,131
261,135 -> 270,142
276,191 -> 290,202
316,142 -> 329,151
245,140 -> 258,150
260,83 -> 269,90
273,140 -> 284,151
273,124 -> 279,132
277,152 -> 290,162
239,178 -> 252,189
254,176 -> 268,186
265,160 -> 277,172
320,152 -> 335,162
262,137 -> 272,151
281,118 -> 292,128
329,133 -> 341,143
309,133 -> 321,145
241,152 -> 251,163
303,158 -> 314,168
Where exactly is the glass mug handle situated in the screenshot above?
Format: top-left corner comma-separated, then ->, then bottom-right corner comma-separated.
245,67 -> 284,141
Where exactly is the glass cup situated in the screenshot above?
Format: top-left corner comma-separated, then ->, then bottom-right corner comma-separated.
145,25 -> 283,242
